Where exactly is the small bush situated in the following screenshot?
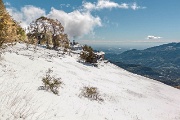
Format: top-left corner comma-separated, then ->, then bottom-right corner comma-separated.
80,86 -> 104,102
39,69 -> 63,95
80,45 -> 97,63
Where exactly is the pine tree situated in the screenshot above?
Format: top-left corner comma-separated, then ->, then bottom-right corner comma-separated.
0,0 -> 25,47
0,0 -> 5,13
80,45 -> 97,63
0,0 -> 7,48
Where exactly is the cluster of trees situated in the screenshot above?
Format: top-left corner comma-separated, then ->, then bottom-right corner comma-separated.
0,0 -> 100,64
0,0 -> 69,49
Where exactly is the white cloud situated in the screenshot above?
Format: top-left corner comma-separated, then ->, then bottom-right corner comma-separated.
130,2 -> 146,10
83,2 -> 96,11
97,0 -> 120,9
83,0 -> 145,11
147,35 -> 162,40
47,8 -> 101,38
7,5 -> 46,28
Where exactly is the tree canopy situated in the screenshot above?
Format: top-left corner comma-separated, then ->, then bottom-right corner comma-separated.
27,16 -> 69,49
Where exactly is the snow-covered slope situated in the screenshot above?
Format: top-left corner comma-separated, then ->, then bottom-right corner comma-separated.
0,43 -> 180,120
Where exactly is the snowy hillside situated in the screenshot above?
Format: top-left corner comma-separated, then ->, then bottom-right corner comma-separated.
0,43 -> 180,120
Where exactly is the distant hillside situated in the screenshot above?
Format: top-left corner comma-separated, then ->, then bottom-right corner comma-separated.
109,42 -> 180,86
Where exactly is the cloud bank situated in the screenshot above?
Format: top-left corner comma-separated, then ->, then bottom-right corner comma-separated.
147,35 -> 162,40
7,0 -> 146,38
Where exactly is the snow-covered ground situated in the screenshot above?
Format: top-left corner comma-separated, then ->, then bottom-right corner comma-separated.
0,43 -> 180,120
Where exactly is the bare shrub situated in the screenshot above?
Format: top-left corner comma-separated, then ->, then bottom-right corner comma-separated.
0,85 -> 40,120
80,86 -> 104,102
39,69 -> 63,95
0,81 -> 58,120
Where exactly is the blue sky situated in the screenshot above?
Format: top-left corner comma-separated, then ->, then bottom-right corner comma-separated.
3,0 -> 180,47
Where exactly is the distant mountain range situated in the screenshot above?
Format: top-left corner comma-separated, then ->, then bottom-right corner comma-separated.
107,42 -> 180,87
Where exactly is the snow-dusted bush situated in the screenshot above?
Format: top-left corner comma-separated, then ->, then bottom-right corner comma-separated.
80,45 -> 97,63
80,86 -> 104,102
39,69 -> 63,95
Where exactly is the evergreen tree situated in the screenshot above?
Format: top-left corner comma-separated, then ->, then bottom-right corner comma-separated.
80,45 -> 97,63
0,0 -> 5,13
0,0 -> 25,47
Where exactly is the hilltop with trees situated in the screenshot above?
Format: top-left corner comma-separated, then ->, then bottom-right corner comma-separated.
0,0 -> 69,50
